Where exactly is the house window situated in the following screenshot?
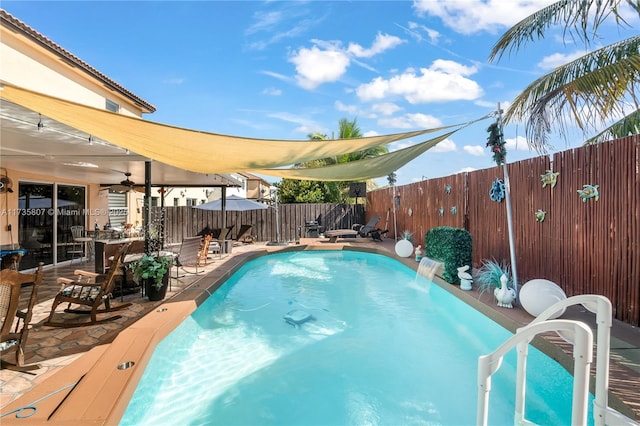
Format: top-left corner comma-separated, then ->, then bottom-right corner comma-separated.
105,99 -> 120,113
186,198 -> 198,206
173,198 -> 180,206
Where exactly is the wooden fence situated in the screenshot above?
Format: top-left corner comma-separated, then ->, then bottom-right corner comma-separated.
368,136 -> 639,326
159,203 -> 365,244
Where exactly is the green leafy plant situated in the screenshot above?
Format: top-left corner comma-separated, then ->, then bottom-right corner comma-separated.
401,230 -> 414,242
474,259 -> 513,295
424,226 -> 472,284
128,254 -> 172,290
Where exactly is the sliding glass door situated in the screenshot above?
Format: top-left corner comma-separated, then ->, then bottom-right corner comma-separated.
18,182 -> 86,270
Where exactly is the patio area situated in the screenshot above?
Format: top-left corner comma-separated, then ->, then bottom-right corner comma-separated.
1,237 -> 639,422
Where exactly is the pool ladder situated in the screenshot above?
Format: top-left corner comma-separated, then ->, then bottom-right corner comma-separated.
477,295 -> 639,426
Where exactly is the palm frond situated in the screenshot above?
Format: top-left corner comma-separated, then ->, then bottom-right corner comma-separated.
504,36 -> 640,150
489,0 -> 633,62
584,109 -> 640,144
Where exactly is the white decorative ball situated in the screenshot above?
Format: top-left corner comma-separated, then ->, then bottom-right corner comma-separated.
520,279 -> 567,318
395,239 -> 413,257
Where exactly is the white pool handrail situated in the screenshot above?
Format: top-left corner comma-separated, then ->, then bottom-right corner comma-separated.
519,295 -> 638,426
477,320 -> 593,426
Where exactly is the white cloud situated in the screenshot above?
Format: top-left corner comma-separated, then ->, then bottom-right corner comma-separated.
457,166 -> 477,174
347,33 -> 405,58
289,45 -> 350,89
505,135 -> 532,151
334,100 -> 361,115
463,145 -> 485,156
412,0 -> 556,35
407,21 -> 441,44
371,102 -> 403,116
537,50 -> 586,70
431,138 -> 456,152
289,33 -> 405,90
378,113 -> 442,129
356,60 -> 483,104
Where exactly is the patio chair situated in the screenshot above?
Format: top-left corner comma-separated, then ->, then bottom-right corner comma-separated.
1,263 -> 43,371
234,224 -> 254,245
67,225 -> 86,262
173,236 -> 204,278
44,242 -> 133,328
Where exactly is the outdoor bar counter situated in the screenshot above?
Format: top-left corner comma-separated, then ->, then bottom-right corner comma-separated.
94,237 -> 145,274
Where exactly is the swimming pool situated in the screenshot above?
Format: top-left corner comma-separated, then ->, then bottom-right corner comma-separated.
120,250 -> 593,425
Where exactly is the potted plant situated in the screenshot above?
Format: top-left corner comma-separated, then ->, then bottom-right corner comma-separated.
474,259 -> 516,308
129,253 -> 173,301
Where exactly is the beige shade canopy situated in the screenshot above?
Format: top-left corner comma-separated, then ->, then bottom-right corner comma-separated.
254,131 -> 457,181
1,83 -> 458,176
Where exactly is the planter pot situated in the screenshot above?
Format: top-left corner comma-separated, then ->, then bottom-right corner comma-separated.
144,274 -> 169,301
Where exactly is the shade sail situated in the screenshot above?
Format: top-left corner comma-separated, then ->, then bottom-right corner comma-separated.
254,114 -> 490,181
194,195 -> 268,211
254,131 -> 455,181
0,83 -> 461,175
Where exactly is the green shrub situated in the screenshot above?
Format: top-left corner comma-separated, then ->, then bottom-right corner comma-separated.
424,226 -> 472,284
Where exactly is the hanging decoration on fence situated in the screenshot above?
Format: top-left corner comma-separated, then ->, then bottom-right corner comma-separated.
489,178 -> 506,202
535,209 -> 547,222
540,170 -> 559,188
577,184 -> 600,202
445,184 -> 452,194
438,207 -> 444,216
451,206 -> 457,215
486,122 -> 506,165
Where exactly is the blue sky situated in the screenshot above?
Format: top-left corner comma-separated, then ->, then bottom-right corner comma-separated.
3,1 -> 637,186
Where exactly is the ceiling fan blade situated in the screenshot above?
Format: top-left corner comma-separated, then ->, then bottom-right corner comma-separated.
110,184 -> 132,193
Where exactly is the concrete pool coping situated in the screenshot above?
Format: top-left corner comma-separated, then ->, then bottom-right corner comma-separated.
1,242 -> 638,424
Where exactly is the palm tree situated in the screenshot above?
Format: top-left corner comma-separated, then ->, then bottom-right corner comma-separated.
489,0 -> 640,151
279,118 -> 388,202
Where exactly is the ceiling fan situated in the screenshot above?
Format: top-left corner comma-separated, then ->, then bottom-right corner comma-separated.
102,172 -> 145,193
0,169 -> 14,194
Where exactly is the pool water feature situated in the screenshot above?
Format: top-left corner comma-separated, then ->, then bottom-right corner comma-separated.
121,250 -> 593,425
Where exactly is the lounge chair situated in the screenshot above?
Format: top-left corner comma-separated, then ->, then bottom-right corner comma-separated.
234,224 -> 254,245
354,215 -> 381,238
210,226 -> 231,257
1,263 -> 43,371
44,242 -> 133,328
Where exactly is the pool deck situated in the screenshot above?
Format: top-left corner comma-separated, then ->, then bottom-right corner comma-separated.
1,237 -> 639,423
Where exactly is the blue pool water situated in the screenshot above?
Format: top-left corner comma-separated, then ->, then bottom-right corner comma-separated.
121,251 -> 593,425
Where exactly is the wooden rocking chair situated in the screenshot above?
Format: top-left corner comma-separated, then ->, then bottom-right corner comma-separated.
44,242 -> 132,328
1,263 -> 44,371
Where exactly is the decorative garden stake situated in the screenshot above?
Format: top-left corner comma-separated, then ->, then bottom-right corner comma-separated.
489,178 -> 505,202
540,170 -> 559,188
535,209 -> 547,222
487,105 -> 518,295
577,184 -> 600,202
